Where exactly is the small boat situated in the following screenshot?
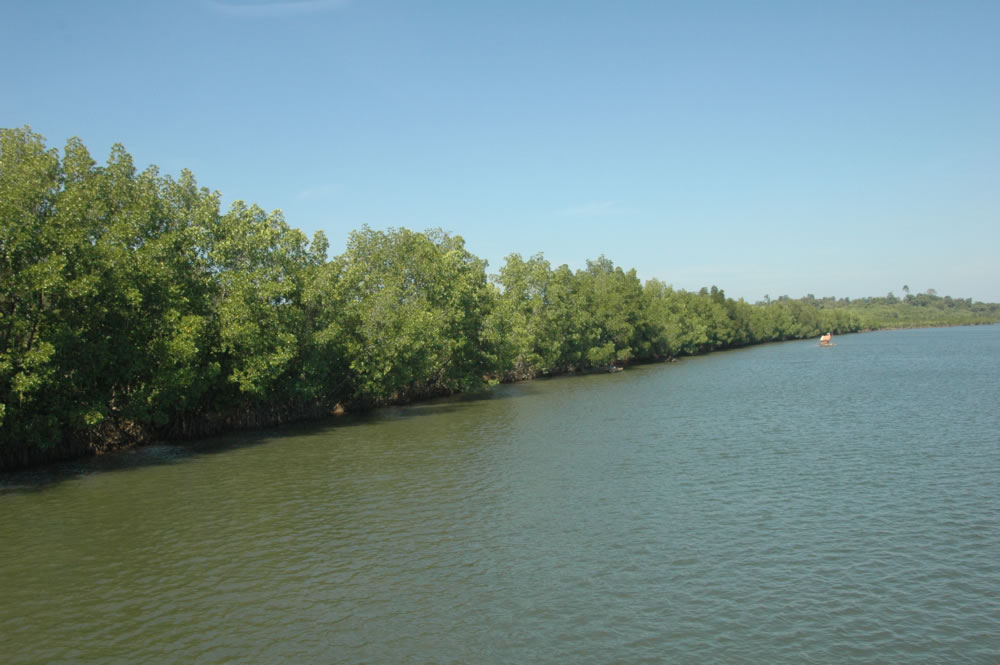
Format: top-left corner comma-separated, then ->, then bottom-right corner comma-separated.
819,332 -> 833,346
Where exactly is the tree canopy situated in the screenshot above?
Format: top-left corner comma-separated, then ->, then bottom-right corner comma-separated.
3,127 -> 998,467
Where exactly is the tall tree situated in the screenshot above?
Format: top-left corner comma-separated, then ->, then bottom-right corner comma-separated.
323,227 -> 492,402
0,127 -> 64,445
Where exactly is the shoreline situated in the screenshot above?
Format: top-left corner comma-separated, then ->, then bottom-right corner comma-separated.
3,322 -> 997,473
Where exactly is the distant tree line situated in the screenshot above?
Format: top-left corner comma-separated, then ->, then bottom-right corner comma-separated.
770,291 -> 1000,329
3,127 -> 998,467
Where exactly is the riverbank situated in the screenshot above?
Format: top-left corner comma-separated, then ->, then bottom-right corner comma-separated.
1,350 -> 693,471
5,130 -> 999,473
0,334 -> 810,471
7,323 -> 1000,472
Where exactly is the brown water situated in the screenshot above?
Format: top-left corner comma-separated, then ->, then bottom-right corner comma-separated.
2,326 -> 999,664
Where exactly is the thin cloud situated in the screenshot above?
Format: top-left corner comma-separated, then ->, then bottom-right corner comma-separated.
207,0 -> 351,18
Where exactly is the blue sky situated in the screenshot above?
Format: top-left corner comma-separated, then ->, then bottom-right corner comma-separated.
3,0 -> 998,302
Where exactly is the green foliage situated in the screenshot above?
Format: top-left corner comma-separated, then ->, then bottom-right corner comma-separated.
574,257 -> 646,365
318,226 -> 492,402
2,126 -> 998,462
211,201 -> 324,402
492,253 -> 584,374
0,127 -> 65,446
769,291 -> 1000,330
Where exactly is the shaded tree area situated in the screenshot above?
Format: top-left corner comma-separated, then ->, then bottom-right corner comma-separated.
3,128 -> 999,467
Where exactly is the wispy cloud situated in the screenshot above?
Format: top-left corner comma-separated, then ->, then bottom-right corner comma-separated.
207,0 -> 351,18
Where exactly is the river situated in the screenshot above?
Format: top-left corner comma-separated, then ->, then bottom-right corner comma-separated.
2,326 -> 999,664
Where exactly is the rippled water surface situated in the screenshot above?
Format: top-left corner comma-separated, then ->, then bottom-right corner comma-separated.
3,326 -> 999,664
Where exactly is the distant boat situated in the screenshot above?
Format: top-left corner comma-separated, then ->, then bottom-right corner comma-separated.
819,332 -> 833,346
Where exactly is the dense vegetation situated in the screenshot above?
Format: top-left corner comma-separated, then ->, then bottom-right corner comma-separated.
3,127 -> 999,468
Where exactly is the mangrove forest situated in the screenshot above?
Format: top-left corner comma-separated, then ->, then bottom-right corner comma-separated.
3,126 -> 999,468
